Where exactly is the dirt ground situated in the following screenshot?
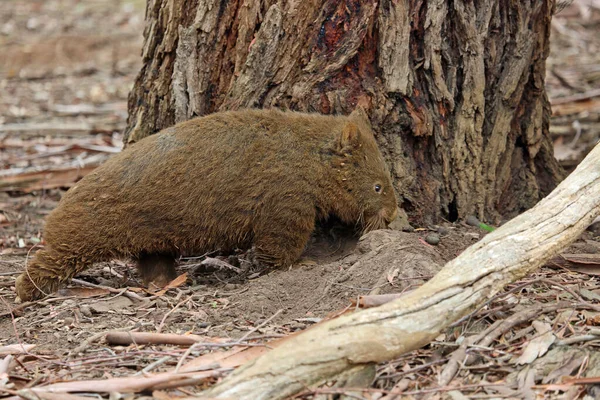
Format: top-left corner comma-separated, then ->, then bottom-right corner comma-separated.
2,1 -> 600,399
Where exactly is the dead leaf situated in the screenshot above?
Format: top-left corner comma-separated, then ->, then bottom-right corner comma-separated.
548,254 -> 600,276
515,365 -> 537,399
152,273 -> 188,296
515,321 -> 555,365
543,353 -> 586,384
562,254 -> 600,264
57,287 -> 111,298
15,393 -> 95,400
580,288 -> 600,302
582,310 -> 600,326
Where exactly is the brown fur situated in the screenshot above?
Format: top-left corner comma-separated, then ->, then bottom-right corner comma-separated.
15,109 -> 398,301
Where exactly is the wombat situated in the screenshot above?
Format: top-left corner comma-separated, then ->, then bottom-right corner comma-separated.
15,109 -> 398,301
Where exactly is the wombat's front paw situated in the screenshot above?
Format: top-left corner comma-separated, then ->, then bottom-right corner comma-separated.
14,273 -> 44,302
244,247 -> 260,268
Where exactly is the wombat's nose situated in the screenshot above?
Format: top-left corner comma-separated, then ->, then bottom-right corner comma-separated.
386,207 -> 398,224
381,207 -> 398,225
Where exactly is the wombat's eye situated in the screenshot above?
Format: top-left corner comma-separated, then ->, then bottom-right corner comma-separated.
374,184 -> 382,193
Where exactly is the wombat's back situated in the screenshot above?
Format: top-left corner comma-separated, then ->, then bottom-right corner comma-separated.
43,109 -> 349,259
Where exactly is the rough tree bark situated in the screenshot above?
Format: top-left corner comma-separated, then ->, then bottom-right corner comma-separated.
125,0 -> 564,223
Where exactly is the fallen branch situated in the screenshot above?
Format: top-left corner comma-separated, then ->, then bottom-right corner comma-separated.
204,142 -> 600,399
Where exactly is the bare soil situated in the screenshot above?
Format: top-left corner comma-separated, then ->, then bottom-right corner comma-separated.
1,1 -> 600,399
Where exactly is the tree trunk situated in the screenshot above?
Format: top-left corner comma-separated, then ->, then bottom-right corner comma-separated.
125,0 -> 564,224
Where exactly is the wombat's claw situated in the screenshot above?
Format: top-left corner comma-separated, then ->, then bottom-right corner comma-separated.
244,248 -> 260,267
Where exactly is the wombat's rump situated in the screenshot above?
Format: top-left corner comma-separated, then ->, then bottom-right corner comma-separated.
15,109 -> 398,301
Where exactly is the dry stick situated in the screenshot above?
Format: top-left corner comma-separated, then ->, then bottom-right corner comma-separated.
70,325 -> 139,355
293,383 -> 508,398
136,355 -> 172,375
237,309 -> 283,344
550,88 -> 600,105
173,309 -> 285,373
448,278 -> 544,328
539,278 -> 600,311
0,301 -> 38,319
204,142 -> 600,399
156,296 -> 191,333
0,271 -> 21,276
70,278 -> 146,301
105,331 -> 231,347
438,301 -> 572,386
556,334 -> 600,346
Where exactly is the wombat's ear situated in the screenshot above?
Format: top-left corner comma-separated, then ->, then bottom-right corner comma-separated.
349,106 -> 371,126
337,122 -> 361,152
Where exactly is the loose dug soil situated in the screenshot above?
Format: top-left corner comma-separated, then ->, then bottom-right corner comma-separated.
2,1 -> 600,399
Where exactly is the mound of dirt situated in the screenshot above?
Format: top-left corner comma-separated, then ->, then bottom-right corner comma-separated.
211,230 -> 446,326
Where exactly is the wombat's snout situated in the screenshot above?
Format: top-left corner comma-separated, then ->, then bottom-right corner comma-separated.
383,207 -> 399,225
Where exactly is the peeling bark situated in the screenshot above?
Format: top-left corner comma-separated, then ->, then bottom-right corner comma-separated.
126,0 -> 564,223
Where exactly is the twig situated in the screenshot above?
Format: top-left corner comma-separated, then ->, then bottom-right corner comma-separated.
539,278 -> 600,311
0,301 -> 38,319
0,122 -> 93,133
379,358 -> 447,380
556,334 -> 600,346
70,325 -> 139,355
439,301 -> 572,386
449,278 -> 543,328
136,355 -> 172,375
293,383 -> 508,398
70,279 -> 146,301
237,309 -> 283,343
157,296 -> 191,333
0,271 -> 21,276
550,88 -> 600,105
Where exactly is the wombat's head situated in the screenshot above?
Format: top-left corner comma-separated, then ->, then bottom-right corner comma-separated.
331,108 -> 399,232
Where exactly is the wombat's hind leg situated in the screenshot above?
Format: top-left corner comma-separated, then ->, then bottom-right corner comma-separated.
135,253 -> 177,288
